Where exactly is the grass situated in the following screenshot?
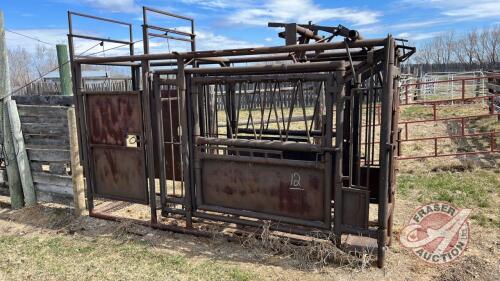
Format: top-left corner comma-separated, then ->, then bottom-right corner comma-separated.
0,234 -> 254,281
397,169 -> 498,207
397,168 -> 500,228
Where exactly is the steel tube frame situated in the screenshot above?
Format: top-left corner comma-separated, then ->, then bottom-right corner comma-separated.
69,9 -> 406,268
377,36 -> 395,268
74,38 -> 386,64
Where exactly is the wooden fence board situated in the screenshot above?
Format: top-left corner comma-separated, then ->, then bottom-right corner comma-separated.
17,105 -> 69,118
24,134 -> 70,147
35,183 -> 73,196
36,190 -> 73,204
13,95 -> 74,106
22,123 -> 68,136
32,172 -> 72,188
20,116 -> 68,124
27,149 -> 70,162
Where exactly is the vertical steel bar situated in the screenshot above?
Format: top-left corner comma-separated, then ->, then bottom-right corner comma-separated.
388,57 -> 401,246
141,60 -> 157,224
187,75 -> 198,212
153,74 -> 167,213
377,36 -> 395,268
333,62 -> 346,246
177,57 -> 193,227
323,70 -> 338,230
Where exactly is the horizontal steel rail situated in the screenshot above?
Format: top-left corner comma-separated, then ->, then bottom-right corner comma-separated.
196,137 -> 323,152
68,11 -> 132,26
74,38 -> 386,64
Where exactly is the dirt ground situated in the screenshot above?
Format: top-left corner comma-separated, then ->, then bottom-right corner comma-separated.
0,155 -> 499,281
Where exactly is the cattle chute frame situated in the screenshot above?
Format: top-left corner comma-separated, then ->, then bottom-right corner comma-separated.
68,7 -> 415,268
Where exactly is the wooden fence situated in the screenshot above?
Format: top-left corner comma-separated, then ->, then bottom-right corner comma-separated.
0,96 -> 76,204
13,78 -> 133,95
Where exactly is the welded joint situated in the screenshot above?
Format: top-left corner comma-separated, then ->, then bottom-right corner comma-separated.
383,143 -> 395,151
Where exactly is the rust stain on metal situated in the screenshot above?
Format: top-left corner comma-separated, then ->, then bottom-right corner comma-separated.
87,93 -> 142,145
201,159 -> 324,221
92,147 -> 148,204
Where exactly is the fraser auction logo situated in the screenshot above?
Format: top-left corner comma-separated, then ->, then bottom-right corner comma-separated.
399,202 -> 471,264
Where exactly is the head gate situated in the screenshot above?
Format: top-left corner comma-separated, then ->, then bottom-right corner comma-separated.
68,7 -> 415,268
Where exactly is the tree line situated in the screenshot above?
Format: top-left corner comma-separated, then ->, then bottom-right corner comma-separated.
8,45 -> 58,88
411,25 -> 499,72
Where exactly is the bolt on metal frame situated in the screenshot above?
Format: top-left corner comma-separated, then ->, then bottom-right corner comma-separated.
67,7 -> 414,268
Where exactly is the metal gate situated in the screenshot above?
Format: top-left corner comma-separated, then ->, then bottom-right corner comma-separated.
84,91 -> 148,203
68,7 -> 414,268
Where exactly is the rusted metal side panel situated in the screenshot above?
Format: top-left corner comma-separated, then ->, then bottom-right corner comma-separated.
92,147 -> 148,203
200,158 -> 325,221
341,188 -> 369,229
87,93 -> 142,145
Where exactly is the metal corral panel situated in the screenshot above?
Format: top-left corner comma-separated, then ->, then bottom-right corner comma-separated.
200,158 -> 325,221
92,147 -> 148,204
87,93 -> 142,145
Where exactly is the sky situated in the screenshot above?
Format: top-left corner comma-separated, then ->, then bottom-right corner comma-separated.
1,0 -> 500,55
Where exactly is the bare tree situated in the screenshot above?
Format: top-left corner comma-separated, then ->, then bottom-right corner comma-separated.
8,47 -> 32,88
32,44 -> 58,78
482,25 -> 499,67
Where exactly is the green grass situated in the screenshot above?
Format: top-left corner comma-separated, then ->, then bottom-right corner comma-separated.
397,169 -> 498,208
400,105 -> 433,121
397,169 -> 500,228
0,234 -> 255,281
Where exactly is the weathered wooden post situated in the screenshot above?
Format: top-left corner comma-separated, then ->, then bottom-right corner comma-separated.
0,10 -> 24,208
67,108 -> 85,215
56,44 -> 73,96
60,43 -> 85,215
6,100 -> 36,206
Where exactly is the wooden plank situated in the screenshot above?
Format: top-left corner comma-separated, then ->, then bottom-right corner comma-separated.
20,115 -> 68,124
27,148 -> 70,162
24,134 -> 70,147
35,183 -> 73,196
17,105 -> 69,118
13,95 -> 73,106
21,123 -> 68,135
30,162 -> 44,172
36,190 -> 73,205
32,172 -> 72,187
7,100 -> 36,206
